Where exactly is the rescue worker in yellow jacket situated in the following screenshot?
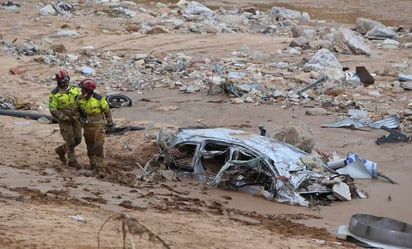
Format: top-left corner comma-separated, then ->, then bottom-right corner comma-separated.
77,78 -> 114,172
49,70 -> 82,168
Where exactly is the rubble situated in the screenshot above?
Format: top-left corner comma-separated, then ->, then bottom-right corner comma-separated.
1,1 -> 410,132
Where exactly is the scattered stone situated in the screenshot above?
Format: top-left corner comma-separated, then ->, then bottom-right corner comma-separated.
290,36 -> 310,49
381,38 -> 400,49
305,107 -> 328,115
274,126 -> 314,152
125,23 -> 140,32
366,24 -> 397,40
9,67 -> 22,75
335,27 -> 371,55
39,5 -> 56,16
0,0 -> 411,138
356,17 -> 382,35
50,44 -> 66,53
49,30 -> 79,38
332,182 -> 351,201
270,6 -> 310,22
400,81 -> 412,90
303,48 -> 345,82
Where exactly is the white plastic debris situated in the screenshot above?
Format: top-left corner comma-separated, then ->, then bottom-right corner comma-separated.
70,214 -> 86,222
79,66 -> 95,75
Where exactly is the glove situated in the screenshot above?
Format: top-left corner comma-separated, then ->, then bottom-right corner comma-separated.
79,117 -> 88,126
61,116 -> 73,124
105,123 -> 115,133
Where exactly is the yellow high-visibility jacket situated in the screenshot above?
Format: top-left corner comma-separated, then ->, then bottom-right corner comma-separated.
48,86 -> 81,120
77,92 -> 112,125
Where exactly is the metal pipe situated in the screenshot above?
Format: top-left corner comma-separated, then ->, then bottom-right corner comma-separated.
297,75 -> 326,96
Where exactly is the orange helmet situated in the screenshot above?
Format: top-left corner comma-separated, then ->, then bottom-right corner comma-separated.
80,78 -> 96,90
55,70 -> 70,83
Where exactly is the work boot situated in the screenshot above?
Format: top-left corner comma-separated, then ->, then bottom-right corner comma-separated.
68,160 -> 81,169
89,161 -> 97,170
55,146 -> 67,164
94,167 -> 106,179
89,156 -> 100,170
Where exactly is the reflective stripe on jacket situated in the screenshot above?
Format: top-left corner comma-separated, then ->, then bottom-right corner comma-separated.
49,86 -> 81,119
77,93 -> 111,125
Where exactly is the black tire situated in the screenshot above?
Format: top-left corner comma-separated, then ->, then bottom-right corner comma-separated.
106,94 -> 133,108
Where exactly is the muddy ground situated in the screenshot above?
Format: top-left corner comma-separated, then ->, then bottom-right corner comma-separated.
0,0 -> 411,248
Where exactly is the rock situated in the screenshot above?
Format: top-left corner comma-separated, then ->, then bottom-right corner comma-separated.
356,66 -> 374,85
125,23 -> 140,32
289,36 -> 310,49
39,5 -> 56,16
399,74 -> 412,81
400,81 -> 412,90
392,63 -> 409,70
335,27 -> 371,55
270,7 -> 310,22
291,25 -> 316,38
50,44 -> 66,53
392,85 -> 405,93
219,14 -> 245,26
9,67 -> 22,75
158,169 -> 179,181
398,33 -> 412,43
305,107 -> 328,116
49,30 -> 79,38
184,1 -> 215,18
381,38 -> 400,49
402,42 -> 412,48
367,90 -> 381,97
366,24 -> 397,40
230,98 -> 244,104
356,17 -> 382,34
251,51 -> 271,60
291,25 -> 305,38
146,26 -> 169,34
303,48 -> 345,82
332,182 -> 352,201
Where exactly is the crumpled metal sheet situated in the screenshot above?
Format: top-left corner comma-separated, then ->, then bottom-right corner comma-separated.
172,128 -> 308,178
166,128 -> 338,206
322,115 -> 400,129
337,214 -> 412,248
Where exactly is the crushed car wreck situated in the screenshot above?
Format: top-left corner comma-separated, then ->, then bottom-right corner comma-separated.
150,127 -> 361,207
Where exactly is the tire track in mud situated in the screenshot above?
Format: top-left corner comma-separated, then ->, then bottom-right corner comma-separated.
0,162 -> 357,248
0,166 -> 334,239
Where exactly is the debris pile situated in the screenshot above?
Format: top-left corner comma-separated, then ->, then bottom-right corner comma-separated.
141,127 -> 375,207
1,1 -> 412,132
